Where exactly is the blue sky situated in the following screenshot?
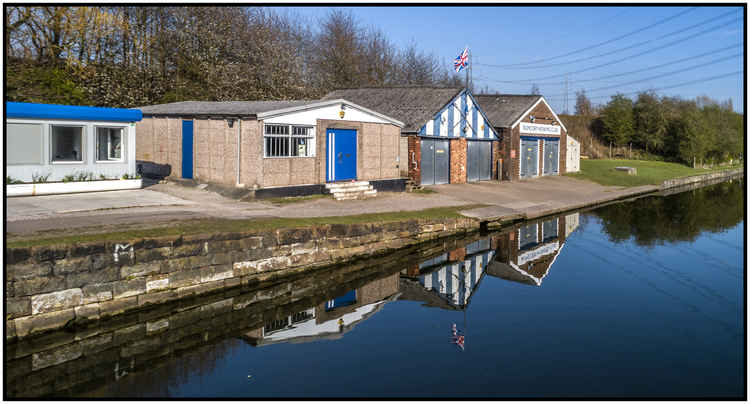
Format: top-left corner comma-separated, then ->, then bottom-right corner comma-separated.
278,5 -> 744,113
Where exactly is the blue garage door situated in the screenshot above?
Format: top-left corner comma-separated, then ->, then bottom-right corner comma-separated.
327,129 -> 357,182
543,139 -> 559,175
182,120 -> 193,179
520,137 -> 538,179
420,138 -> 450,185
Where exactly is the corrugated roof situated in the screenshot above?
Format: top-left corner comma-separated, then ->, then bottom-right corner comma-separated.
139,100 -> 321,117
322,87 -> 463,132
473,94 -> 542,128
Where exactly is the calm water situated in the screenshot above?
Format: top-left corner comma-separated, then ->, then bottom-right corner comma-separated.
5,179 -> 744,398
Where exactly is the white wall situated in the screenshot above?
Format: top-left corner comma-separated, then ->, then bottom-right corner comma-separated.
6,118 -> 137,182
263,103 -> 392,126
566,136 -> 580,173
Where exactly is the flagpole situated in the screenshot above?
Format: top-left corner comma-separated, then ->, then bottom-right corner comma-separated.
465,45 -> 469,90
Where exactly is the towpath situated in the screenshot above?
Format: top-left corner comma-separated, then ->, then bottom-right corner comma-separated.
6,176 -> 657,236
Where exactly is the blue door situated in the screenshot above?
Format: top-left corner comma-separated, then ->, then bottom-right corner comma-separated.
327,129 -> 357,182
182,120 -> 193,179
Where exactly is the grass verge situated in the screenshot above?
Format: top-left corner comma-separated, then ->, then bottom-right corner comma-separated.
566,159 -> 742,187
6,204 -> 485,248
263,194 -> 329,205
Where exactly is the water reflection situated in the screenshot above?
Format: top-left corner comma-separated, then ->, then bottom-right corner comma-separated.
592,178 -> 743,246
4,179 -> 743,398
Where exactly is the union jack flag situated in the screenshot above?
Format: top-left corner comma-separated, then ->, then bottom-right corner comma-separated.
454,47 -> 469,73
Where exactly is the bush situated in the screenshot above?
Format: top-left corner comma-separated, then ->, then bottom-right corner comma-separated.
6,176 -> 23,184
31,173 -> 51,183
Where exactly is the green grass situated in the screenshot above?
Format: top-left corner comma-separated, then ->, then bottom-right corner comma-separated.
6,204 -> 485,248
263,194 -> 328,205
566,159 -> 742,187
410,188 -> 437,194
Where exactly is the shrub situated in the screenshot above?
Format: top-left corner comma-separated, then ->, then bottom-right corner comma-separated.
31,173 -> 51,183
6,176 -> 23,184
62,175 -> 75,183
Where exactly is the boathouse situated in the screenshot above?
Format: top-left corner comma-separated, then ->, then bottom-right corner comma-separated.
475,94 -> 568,181
323,87 -> 500,186
136,99 -> 405,198
5,102 -> 142,194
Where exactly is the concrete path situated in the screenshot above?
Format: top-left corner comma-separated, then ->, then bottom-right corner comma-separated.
430,176 -> 657,221
5,176 -> 657,236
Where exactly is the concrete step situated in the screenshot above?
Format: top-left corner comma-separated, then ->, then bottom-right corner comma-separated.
329,185 -> 373,194
325,181 -> 370,190
332,188 -> 378,200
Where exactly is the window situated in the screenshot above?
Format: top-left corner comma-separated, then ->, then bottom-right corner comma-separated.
51,125 -> 83,162
7,123 -> 43,165
264,124 -> 314,157
97,127 -> 125,161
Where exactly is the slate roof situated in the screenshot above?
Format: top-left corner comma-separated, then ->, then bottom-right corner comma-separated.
473,94 -> 542,128
322,87 -> 463,132
139,100 -> 321,117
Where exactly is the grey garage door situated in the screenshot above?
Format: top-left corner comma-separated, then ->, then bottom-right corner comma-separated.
420,138 -> 450,185
467,140 -> 492,182
520,137 -> 539,178
543,139 -> 559,176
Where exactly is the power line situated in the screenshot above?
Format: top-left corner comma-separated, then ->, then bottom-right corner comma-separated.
544,71 -> 742,101
476,9 -> 738,71
475,43 -> 740,86
543,53 -> 741,98
478,17 -> 742,83
479,7 -> 697,68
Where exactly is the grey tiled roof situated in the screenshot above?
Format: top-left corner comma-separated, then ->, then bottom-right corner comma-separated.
322,87 -> 463,132
473,94 -> 542,128
139,100 -> 321,117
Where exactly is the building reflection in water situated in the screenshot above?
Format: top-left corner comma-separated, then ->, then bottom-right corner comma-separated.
243,274 -> 400,346
5,212 -> 581,398
488,213 -> 578,287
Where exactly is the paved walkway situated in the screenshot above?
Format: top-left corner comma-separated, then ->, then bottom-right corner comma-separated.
5,176 -> 657,236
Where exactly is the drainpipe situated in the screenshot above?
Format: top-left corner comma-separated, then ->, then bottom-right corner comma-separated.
236,118 -> 242,186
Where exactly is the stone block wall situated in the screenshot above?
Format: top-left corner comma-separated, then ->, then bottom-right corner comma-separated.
449,138 -> 467,184
6,218 -> 480,340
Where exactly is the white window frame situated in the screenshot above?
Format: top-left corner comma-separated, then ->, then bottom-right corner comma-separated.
263,123 -> 315,158
6,121 -> 45,166
95,125 -> 127,163
49,124 -> 86,164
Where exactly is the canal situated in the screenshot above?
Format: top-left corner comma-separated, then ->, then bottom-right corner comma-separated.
4,179 -> 744,398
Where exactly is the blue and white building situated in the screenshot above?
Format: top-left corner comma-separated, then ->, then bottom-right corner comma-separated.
6,102 -> 142,185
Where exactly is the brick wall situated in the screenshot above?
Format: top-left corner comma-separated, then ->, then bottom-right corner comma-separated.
492,140 -> 501,180
135,117 -> 183,179
407,135 -> 421,185
449,138 -> 467,184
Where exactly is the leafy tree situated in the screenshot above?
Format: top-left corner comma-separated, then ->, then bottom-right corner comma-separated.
600,93 -> 634,146
633,91 -> 667,153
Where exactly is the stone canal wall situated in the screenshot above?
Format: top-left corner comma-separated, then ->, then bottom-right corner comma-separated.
5,231 -> 488,397
5,218 -> 480,340
660,167 -> 743,190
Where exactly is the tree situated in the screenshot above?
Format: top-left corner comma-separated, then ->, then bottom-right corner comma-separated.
574,89 -> 592,117
530,83 -> 540,95
633,91 -> 667,154
600,93 -> 634,146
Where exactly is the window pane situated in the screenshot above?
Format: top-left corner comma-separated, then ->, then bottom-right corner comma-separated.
7,123 -> 43,165
51,126 -> 83,162
96,127 -> 124,161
